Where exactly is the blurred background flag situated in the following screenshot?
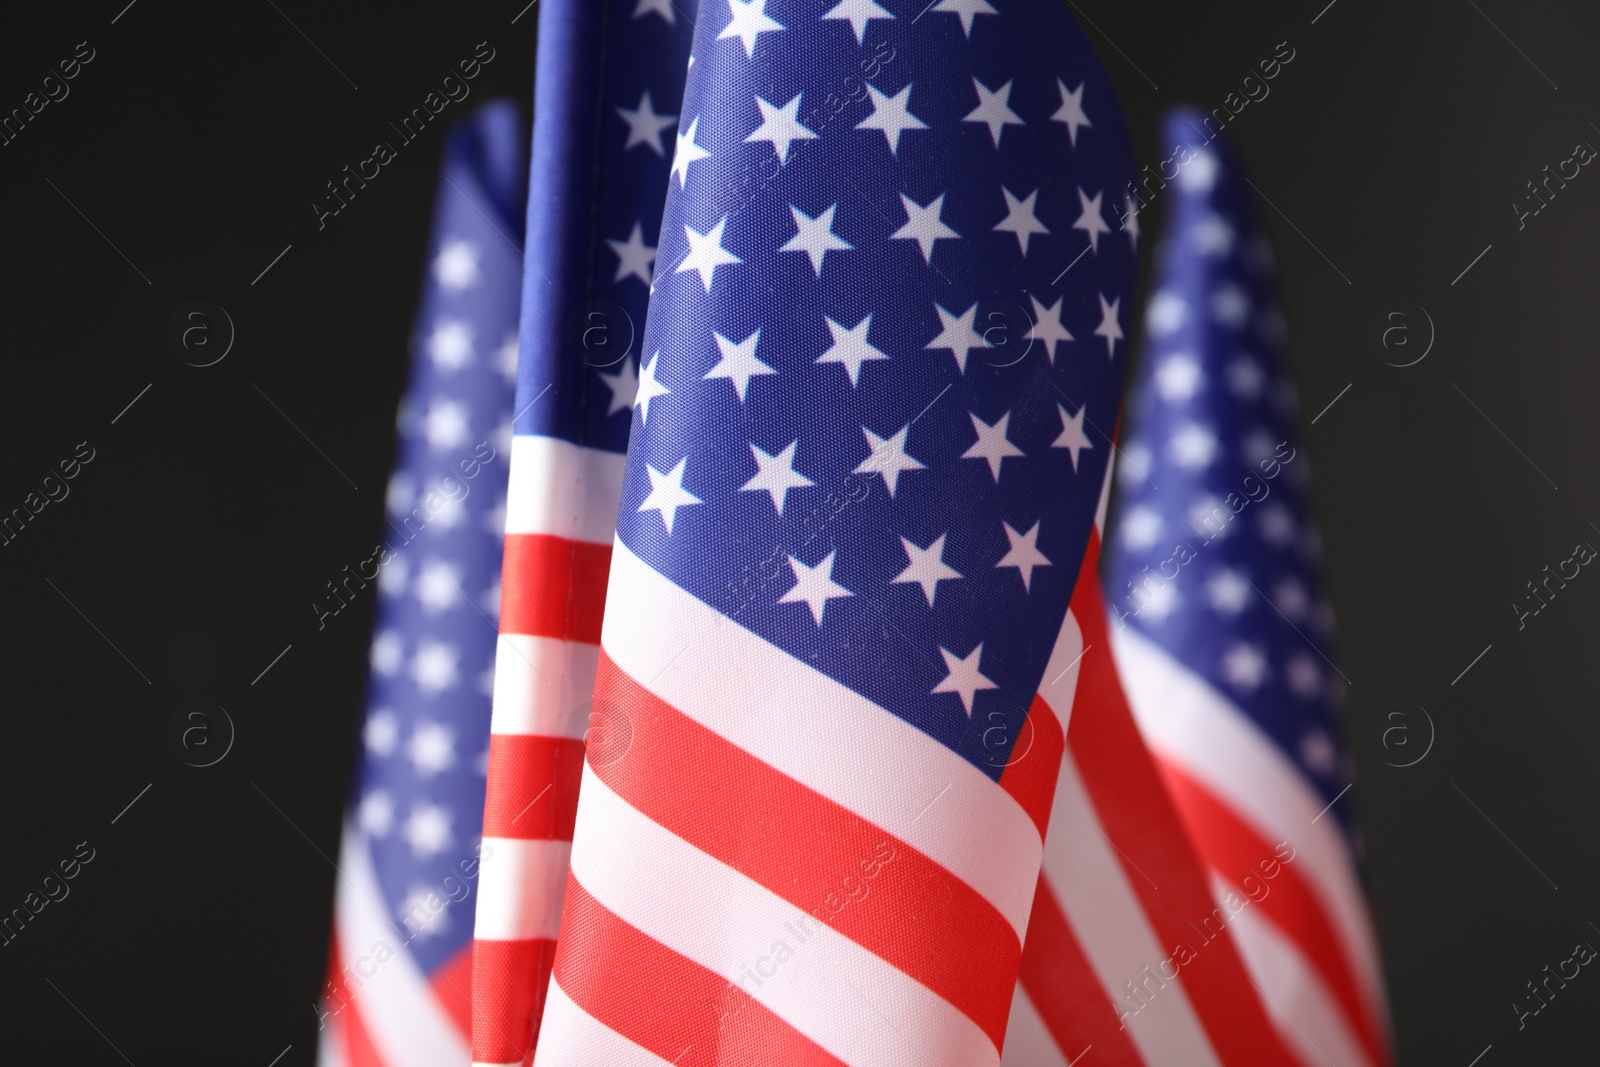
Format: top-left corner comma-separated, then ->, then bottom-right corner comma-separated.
467,2 -> 696,1065
1104,109 -> 1391,1067
1003,466 -> 1301,1067
533,2 -> 1135,1064
317,100 -> 528,1067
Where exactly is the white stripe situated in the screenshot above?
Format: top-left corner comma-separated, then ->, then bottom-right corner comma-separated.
506,435 -> 627,542
316,1016 -> 349,1067
1036,601 -> 1086,730
490,634 -> 599,737
473,837 -> 572,940
533,976 -> 678,1067
1219,875 -> 1379,1067
601,535 -> 1041,939
567,764 -> 999,1067
1000,986 -> 1070,1067
333,824 -> 470,1067
1111,624 -> 1386,1016
1044,750 -> 1224,1067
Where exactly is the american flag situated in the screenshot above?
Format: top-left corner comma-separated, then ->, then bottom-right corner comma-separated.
1104,109 -> 1391,1067
526,1 -> 1136,1064
467,2 -> 696,1065
317,101 -> 526,1067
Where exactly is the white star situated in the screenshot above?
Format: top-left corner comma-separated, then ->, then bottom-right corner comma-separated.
1072,187 -> 1112,253
402,803 -> 452,858
1274,578 -> 1310,619
433,241 -> 479,290
386,473 -> 413,516
638,457 -> 702,533
816,313 -> 888,386
893,534 -> 962,607
932,0 -> 998,38
364,709 -> 399,755
718,0 -> 784,57
676,216 -> 743,291
415,560 -> 463,613
823,0 -> 894,43
1094,293 -> 1124,357
633,0 -> 676,21
670,116 -> 712,189
963,411 -> 1024,482
1207,569 -> 1251,614
411,641 -> 459,694
398,885 -> 450,939
358,790 -> 394,836
926,302 -> 988,373
1288,657 -> 1323,700
634,352 -> 671,423
1026,294 -> 1073,363
1121,505 -> 1161,550
745,93 -> 818,164
496,333 -> 519,383
607,222 -> 657,285
1156,354 -> 1203,400
780,203 -> 852,275
1052,79 -> 1091,146
705,328 -> 777,402
378,556 -> 406,596
1146,291 -> 1185,336
1221,643 -> 1268,690
853,424 -> 925,498
1301,730 -> 1338,776
1188,496 -> 1230,540
1191,213 -> 1234,256
598,356 -> 639,416
1259,504 -> 1296,546
856,83 -> 928,156
428,321 -> 473,369
407,721 -> 456,777
994,186 -> 1049,256
371,633 -> 403,677
481,580 -> 501,618
1052,403 -> 1094,471
779,551 -> 853,625
1212,285 -> 1250,326
997,520 -> 1051,591
891,192 -> 959,263
741,440 -> 813,515
616,90 -> 677,156
1228,357 -> 1264,398
931,643 -> 998,716
423,400 -> 470,449
1178,149 -> 1218,192
1122,193 -> 1140,249
964,78 -> 1025,148
1169,423 -> 1217,468
1119,443 -> 1152,486
1137,582 -> 1180,621
484,496 -> 507,537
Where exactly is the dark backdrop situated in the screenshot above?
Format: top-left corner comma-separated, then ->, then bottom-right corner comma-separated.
0,1 -> 1595,1064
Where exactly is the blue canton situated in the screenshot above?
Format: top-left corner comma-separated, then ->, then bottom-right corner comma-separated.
353,102 -> 525,975
617,0 -> 1138,778
1106,107 -> 1352,824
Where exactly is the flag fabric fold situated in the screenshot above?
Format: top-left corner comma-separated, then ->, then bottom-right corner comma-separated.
532,2 -> 1137,1064
1104,108 -> 1391,1067
318,99 -> 527,1067
468,4 -> 696,1065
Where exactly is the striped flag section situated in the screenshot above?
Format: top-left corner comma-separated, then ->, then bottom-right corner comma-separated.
532,1 -> 1136,1064
317,100 -> 526,1067
468,2 -> 695,1065
1105,109 -> 1391,1067
1002,463 -> 1300,1067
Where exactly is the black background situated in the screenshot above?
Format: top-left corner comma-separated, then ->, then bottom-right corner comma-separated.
0,1 -> 1596,1064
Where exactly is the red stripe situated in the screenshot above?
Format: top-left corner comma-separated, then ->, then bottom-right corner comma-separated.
592,649 -> 1020,1051
499,533 -> 611,642
998,693 -> 1065,840
472,936 -> 555,1065
1017,873 -> 1148,1065
1159,761 -> 1389,1066
553,874 -> 849,1066
481,733 -> 585,840
429,943 -> 475,1043
1065,537 -> 1300,1066
326,940 -> 387,1067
